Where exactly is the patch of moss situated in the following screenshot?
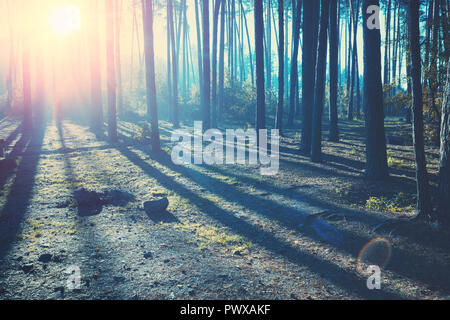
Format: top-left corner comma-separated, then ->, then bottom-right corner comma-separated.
365,195 -> 409,214
173,222 -> 251,252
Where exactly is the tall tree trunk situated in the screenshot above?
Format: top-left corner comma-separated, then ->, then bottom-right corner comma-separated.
115,0 -> 123,118
384,0 -> 391,87
356,47 -> 361,118
266,0 -> 272,90
22,31 -> 32,131
275,0 -> 284,132
284,6 -> 289,100
363,0 -> 388,179
212,0 -> 222,128
288,0 -> 301,127
409,0 -> 434,219
89,0 -> 104,132
300,0 -> 319,153
6,0 -> 15,115
218,0 -> 226,122
106,0 -> 118,142
311,0 -> 330,163
429,0 -> 441,121
438,60 -> 450,224
241,0 -> 254,86
329,0 -> 340,142
194,0 -> 204,108
167,1 -> 172,112
392,2 -> 400,96
255,0 -> 266,133
202,0 -> 211,130
348,0 -> 359,121
424,0 -> 434,72
142,0 -> 161,152
168,0 -> 179,128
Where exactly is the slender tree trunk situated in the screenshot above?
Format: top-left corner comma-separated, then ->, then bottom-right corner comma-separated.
329,0 -> 340,142
424,0 -> 434,72
6,0 -> 15,114
384,0 -> 391,87
348,0 -> 359,121
429,0 -> 441,121
89,0 -> 103,132
106,0 -> 118,142
266,0 -> 272,90
438,60 -> 450,223
311,0 -> 330,163
22,31 -> 32,131
218,0 -> 226,122
275,0 -> 284,132
230,0 -> 235,85
202,0 -> 211,130
363,0 -> 389,179
194,0 -> 204,107
115,0 -> 123,118
356,47 -> 361,118
409,0 -> 434,219
288,0 -> 301,127
167,1 -> 172,110
212,0 -> 222,128
284,7 -> 289,100
255,0 -> 266,133
182,2 -> 187,100
392,2 -> 400,96
169,0 -> 179,128
300,0 -> 319,153
142,0 -> 161,152
241,0 -> 254,86
346,5 -> 353,93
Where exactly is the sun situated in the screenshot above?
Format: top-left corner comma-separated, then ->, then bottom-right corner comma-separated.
50,5 -> 81,35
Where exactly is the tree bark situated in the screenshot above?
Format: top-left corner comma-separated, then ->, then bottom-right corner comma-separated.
329,0 -> 340,142
168,0 -> 179,128
106,0 -> 118,142
194,0 -> 204,109
115,0 -> 123,118
300,0 -> 320,153
409,0 -> 434,219
275,0 -> 284,132
255,0 -> 266,133
212,0 -> 222,128
311,0 -> 330,163
89,0 -> 103,132
218,0 -> 226,122
22,31 -> 32,131
363,0 -> 388,179
288,0 -> 301,127
438,60 -> 450,223
202,0 -> 211,130
142,0 -> 161,152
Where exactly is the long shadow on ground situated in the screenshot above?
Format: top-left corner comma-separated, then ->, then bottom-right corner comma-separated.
118,146 -> 404,299
0,122 -> 46,262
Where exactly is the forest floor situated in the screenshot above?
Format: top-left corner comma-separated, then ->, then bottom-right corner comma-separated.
0,115 -> 449,300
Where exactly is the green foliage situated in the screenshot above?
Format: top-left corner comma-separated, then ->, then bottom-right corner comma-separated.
222,74 -> 277,123
365,192 -> 416,214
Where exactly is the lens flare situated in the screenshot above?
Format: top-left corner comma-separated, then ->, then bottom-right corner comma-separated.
356,237 -> 391,274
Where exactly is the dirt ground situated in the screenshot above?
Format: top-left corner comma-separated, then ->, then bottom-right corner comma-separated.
0,116 -> 449,300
